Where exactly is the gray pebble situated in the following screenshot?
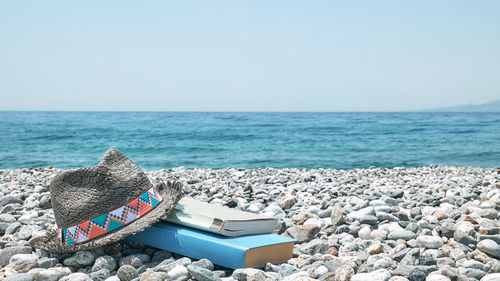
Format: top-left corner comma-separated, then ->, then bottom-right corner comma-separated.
63,251 -> 96,268
0,246 -> 32,267
3,273 -> 34,281
477,239 -> 500,258
117,265 -> 138,281
92,255 -> 117,272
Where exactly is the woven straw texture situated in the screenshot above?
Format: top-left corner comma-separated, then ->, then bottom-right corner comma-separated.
33,148 -> 183,253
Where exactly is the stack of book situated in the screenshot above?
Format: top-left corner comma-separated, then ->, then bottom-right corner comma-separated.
128,197 -> 297,269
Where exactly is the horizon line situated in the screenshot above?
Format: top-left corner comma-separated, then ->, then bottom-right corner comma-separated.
0,110 -> 499,113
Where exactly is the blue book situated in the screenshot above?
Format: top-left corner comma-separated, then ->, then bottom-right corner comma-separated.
128,222 -> 296,269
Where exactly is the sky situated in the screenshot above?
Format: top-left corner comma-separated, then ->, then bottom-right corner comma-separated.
0,1 -> 499,111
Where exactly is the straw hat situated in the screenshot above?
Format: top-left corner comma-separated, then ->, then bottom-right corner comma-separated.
34,148 -> 182,253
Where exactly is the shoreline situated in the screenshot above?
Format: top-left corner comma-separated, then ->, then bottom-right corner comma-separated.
0,166 -> 499,280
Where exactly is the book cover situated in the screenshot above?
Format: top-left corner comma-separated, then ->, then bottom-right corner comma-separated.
163,197 -> 278,236
127,222 -> 296,269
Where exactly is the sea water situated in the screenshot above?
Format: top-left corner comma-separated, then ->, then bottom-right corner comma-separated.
0,111 -> 499,169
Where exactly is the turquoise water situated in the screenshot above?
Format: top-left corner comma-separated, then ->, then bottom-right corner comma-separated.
0,112 -> 499,169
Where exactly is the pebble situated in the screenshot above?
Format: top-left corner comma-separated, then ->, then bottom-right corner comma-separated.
283,224 -> 320,243
360,215 -> 379,225
476,239 -> 500,258
187,264 -> 222,281
0,246 -> 33,267
330,204 -> 343,226
481,273 -> 500,281
9,254 -> 38,273
335,266 -> 354,281
232,268 -> 273,281
367,243 -> 384,254
408,268 -> 427,281
351,269 -> 391,281
370,229 -> 388,240
167,265 -> 189,281
388,230 -> 416,241
425,274 -> 451,281
1,166 -> 499,281
358,225 -> 372,240
116,265 -> 138,281
4,273 -> 34,281
89,268 -> 111,281
59,272 -> 92,281
63,251 -> 96,268
416,236 -> 444,249
139,270 -> 170,281
389,277 -> 410,281
92,255 -> 117,272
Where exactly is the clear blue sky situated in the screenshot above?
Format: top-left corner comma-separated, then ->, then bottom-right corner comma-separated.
1,1 -> 499,111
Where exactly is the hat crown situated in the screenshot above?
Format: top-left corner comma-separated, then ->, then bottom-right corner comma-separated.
50,149 -> 151,229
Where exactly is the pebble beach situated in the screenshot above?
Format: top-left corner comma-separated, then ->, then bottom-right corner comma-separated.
0,166 -> 499,281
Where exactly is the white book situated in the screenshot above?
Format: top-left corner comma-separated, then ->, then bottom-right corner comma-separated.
163,197 -> 278,237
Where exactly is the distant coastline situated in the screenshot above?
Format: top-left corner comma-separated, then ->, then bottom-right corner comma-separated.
416,99 -> 500,112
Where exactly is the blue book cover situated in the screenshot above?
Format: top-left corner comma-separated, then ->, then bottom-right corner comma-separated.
128,222 -> 296,269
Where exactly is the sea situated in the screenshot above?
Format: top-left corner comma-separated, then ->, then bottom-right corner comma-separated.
0,111 -> 499,170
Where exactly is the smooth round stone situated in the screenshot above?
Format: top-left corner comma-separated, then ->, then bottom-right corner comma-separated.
37,267 -> 72,281
89,269 -> 110,281
140,270 -> 171,281
371,229 -> 388,240
477,239 -> 500,258
425,274 -> 451,281
13,226 -> 32,241
119,255 -> 142,268
4,273 -> 34,281
460,268 -> 486,280
59,272 -> 91,281
347,207 -> 375,221
167,265 -> 189,281
389,277 -> 410,281
246,204 -> 262,213
367,243 -> 384,255
191,258 -> 214,271
480,273 -> 500,281
92,255 -> 116,272
0,214 -> 17,223
351,269 -> 391,281
38,258 -> 58,269
5,222 -> 22,235
9,254 -> 38,273
416,235 -> 443,249
187,265 -> 222,281
360,215 -> 378,225
358,226 -> 372,240
384,198 -> 399,206
232,268 -> 272,281
63,251 -> 95,268
461,259 -> 485,271
116,265 -> 138,281
387,229 -> 415,241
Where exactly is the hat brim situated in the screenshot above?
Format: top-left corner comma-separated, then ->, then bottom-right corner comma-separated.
33,181 -> 183,254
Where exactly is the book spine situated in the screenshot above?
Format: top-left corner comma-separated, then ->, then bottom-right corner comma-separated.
128,223 -> 247,269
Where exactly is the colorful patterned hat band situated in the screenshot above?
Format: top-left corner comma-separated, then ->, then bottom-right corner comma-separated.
58,185 -> 163,246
